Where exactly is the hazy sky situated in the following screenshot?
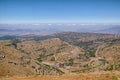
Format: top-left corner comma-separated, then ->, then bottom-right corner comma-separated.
0,0 -> 120,23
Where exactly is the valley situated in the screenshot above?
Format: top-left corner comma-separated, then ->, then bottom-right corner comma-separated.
1,0 -> 120,79
0,32 -> 120,80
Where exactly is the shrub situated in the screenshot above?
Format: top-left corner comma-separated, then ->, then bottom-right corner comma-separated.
112,76 -> 118,80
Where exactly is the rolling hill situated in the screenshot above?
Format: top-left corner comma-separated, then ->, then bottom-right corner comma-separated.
0,32 -> 120,80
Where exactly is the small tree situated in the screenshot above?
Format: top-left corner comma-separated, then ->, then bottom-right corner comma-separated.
51,57 -> 55,61
68,58 -> 74,66
12,39 -> 21,48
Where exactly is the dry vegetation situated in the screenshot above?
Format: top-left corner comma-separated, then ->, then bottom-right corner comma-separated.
0,32 -> 120,80
1,71 -> 120,80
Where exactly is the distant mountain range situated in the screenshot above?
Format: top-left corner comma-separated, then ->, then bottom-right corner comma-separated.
0,24 -> 120,36
97,26 -> 120,34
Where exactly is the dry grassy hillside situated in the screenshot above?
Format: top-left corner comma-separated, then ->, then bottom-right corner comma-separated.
96,44 -> 120,62
16,38 -> 84,62
0,32 -> 120,80
1,71 -> 120,80
0,38 -> 84,77
0,40 -> 35,77
96,40 -> 120,71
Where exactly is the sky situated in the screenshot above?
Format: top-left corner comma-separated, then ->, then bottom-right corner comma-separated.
0,0 -> 120,23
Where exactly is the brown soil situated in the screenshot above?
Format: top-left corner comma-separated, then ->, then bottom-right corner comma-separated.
1,71 -> 120,80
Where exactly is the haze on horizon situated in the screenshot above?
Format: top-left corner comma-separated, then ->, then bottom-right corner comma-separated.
0,0 -> 120,24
